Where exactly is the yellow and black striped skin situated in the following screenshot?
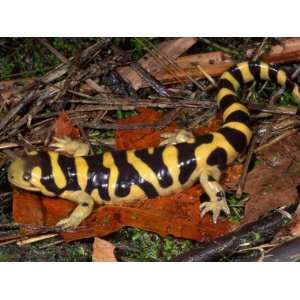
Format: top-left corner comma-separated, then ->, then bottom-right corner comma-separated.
8,61 -> 300,225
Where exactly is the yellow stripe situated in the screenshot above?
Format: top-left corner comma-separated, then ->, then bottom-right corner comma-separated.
216,88 -> 237,104
91,189 -> 104,204
162,145 -> 180,190
259,62 -> 270,81
74,157 -> 89,191
220,71 -> 240,91
223,103 -> 249,120
31,166 -> 55,196
292,85 -> 300,103
195,133 -> 237,169
222,122 -> 252,144
48,151 -> 66,189
277,69 -> 287,86
237,62 -> 254,82
102,152 -> 118,200
126,185 -> 146,202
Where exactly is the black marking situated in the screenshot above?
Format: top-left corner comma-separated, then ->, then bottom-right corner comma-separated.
248,62 -> 261,80
216,78 -> 235,94
176,142 -> 197,185
134,146 -> 173,188
37,152 -> 62,195
224,110 -> 250,127
228,65 -> 244,85
285,78 -> 295,93
216,191 -> 225,199
84,155 -> 110,201
195,133 -> 214,145
57,155 -> 81,191
111,151 -> 159,199
219,94 -> 239,113
200,193 -> 210,203
81,202 -> 89,207
208,175 -> 215,182
218,127 -> 248,153
268,66 -> 278,82
207,147 -> 228,170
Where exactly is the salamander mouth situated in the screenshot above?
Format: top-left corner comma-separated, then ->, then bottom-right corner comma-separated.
8,176 -> 40,192
7,158 -> 40,192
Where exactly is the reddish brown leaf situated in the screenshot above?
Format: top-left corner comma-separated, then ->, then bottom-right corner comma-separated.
12,189 -> 44,227
61,185 -> 234,242
53,111 -> 81,139
192,113 -> 223,136
115,108 -> 176,150
92,238 -> 117,262
13,108 -> 238,242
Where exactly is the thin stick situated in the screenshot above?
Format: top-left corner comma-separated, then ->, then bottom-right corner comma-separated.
130,62 -> 170,97
0,90 -> 37,132
199,37 -> 241,57
17,233 -> 58,246
39,239 -> 64,249
255,128 -> 299,153
252,37 -> 269,61
0,143 -> 19,150
196,65 -> 217,86
136,38 -> 205,90
235,135 -> 257,199
37,38 -> 70,64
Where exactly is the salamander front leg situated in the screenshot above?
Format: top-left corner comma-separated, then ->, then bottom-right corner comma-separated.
199,169 -> 230,223
50,136 -> 90,157
56,191 -> 95,229
160,129 -> 195,145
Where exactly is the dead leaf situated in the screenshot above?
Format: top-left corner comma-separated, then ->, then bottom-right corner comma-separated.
243,133 -> 300,224
52,111 -> 81,140
0,78 -> 35,104
13,109 -> 239,242
12,189 -> 44,227
115,107 -> 176,150
92,238 -> 117,262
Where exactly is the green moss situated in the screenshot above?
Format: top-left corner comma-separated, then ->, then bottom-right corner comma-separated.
0,38 -> 98,80
279,90 -> 294,105
227,194 -> 247,223
114,227 -> 195,261
0,241 -> 92,262
254,159 -> 262,166
116,109 -> 137,120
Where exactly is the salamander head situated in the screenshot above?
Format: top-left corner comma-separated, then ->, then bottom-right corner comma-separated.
8,154 -> 41,192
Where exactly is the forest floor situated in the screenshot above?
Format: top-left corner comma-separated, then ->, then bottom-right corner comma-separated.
1,37 -> 300,261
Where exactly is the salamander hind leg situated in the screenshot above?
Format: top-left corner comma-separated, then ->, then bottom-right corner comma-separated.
56,190 -> 95,229
50,136 -> 90,157
199,168 -> 230,224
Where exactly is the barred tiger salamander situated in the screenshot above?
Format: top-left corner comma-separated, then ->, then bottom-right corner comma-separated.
7,61 -> 300,228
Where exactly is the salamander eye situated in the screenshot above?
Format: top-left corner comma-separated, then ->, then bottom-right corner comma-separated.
23,173 -> 31,181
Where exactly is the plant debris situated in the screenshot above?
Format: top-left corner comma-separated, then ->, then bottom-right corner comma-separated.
1,37 -> 300,261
